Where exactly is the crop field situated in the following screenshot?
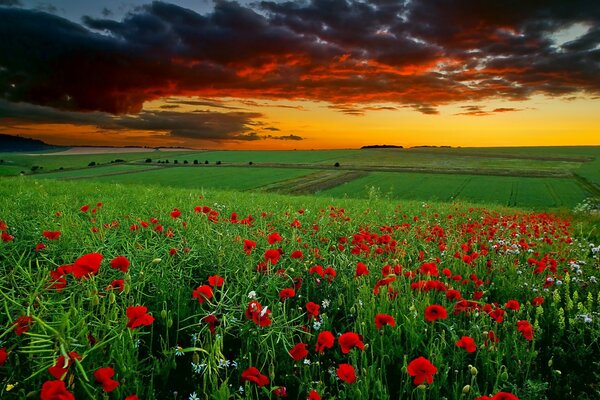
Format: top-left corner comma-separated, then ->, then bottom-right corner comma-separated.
0,178 -> 598,400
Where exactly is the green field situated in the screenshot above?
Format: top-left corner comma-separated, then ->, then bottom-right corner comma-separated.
36,164 -> 156,179
320,172 -> 590,208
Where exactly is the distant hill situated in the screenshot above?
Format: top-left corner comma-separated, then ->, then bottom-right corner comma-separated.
361,144 -> 404,149
0,134 -> 61,152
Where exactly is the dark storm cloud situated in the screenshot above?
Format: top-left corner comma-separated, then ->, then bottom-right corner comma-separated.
0,0 -> 599,119
0,0 -> 21,6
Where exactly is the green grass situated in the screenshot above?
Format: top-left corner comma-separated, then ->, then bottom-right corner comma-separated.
88,166 -> 316,191
319,172 -> 591,209
36,164 -> 155,179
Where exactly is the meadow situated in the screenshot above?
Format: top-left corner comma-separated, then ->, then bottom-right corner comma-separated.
3,146 -> 599,210
0,177 -> 599,400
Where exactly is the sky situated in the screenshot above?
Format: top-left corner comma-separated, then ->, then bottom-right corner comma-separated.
0,0 -> 599,149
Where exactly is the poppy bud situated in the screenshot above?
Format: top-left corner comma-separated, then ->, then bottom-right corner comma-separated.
548,359 -> 553,367
417,384 -> 427,391
109,292 -> 116,304
152,258 -> 162,264
192,352 -> 200,365
462,385 -> 470,394
499,370 -> 508,382
91,295 -> 100,306
470,366 -> 478,376
161,309 -> 168,319
167,318 -> 173,328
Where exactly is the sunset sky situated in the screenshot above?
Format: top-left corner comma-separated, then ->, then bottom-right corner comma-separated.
0,0 -> 599,149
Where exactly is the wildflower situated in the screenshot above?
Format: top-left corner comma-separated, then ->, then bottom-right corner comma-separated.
273,386 -> 288,397
455,336 -> 477,353
315,331 -> 335,353
174,346 -> 185,356
247,291 -> 257,299
307,390 -> 321,400
203,314 -> 219,334
424,304 -> 448,322
14,316 -> 34,335
306,302 -> 320,319
42,231 -> 61,240
268,232 -> 282,244
375,314 -> 396,330
279,288 -> 296,300
126,306 -> 154,330
289,343 -> 309,361
505,300 -> 520,311
516,320 -> 534,341
264,249 -> 281,264
94,367 -> 119,392
491,393 -> 520,400
192,285 -> 213,304
336,363 -> 357,383
71,252 -> 103,279
107,279 -> 125,292
40,380 -> 75,400
208,275 -> 224,287
407,356 -> 437,385
0,347 -> 7,366
338,332 -> 364,354
241,366 -> 269,386
48,352 -> 81,379
109,256 -> 130,273
125,395 -> 140,400
355,262 -> 369,277
243,239 -> 256,254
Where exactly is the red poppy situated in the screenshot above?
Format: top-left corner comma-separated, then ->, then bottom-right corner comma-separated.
48,352 -> 81,379
375,314 -> 396,330
170,208 -> 181,219
203,314 -> 219,334
306,302 -> 320,319
71,252 -> 103,279
252,308 -> 272,327
532,296 -> 545,306
35,243 -> 46,252
107,279 -> 125,292
125,395 -> 140,400
279,288 -> 296,300
446,289 -> 462,301
315,331 -> 335,353
291,250 -> 303,259
42,231 -> 61,240
126,306 -> 154,330
424,304 -> 448,322
355,262 -> 369,277
273,386 -> 288,397
14,315 -> 34,335
338,332 -> 364,354
40,380 -> 75,400
289,342 -> 309,361
80,204 -> 89,212
1,231 -> 14,242
407,356 -> 437,385
192,285 -> 214,304
94,367 -> 120,392
309,265 -> 324,277
336,363 -> 357,384
109,256 -> 130,273
505,300 -> 520,311
0,347 -> 7,366
208,275 -> 225,287
491,393 -> 520,400
307,390 -> 321,400
268,232 -> 282,244
488,308 -> 505,323
241,366 -> 270,386
0,220 -> 6,231
264,249 -> 281,265
324,267 -> 336,281
243,239 -> 256,254
516,320 -> 534,341
455,336 -> 477,353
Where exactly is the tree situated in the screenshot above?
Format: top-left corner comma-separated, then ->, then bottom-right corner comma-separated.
249,161 -> 253,165
174,160 -> 178,164
204,160 -> 209,164
88,161 -> 96,167
334,162 -> 340,167
216,161 -> 222,165
183,160 -> 188,164
193,160 -> 199,165
145,158 -> 152,163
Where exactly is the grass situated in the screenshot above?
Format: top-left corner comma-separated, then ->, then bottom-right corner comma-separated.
318,172 -> 590,209
0,177 -> 599,400
36,165 -> 155,179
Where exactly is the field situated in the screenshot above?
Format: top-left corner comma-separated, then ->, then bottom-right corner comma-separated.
0,177 -> 599,400
2,146 -> 599,210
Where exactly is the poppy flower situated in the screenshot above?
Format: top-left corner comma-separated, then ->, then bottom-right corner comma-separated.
42,231 -> 61,240
424,304 -> 448,322
306,302 -> 320,319
40,380 -> 75,400
71,252 -> 103,279
455,336 -> 477,353
505,300 -> 520,311
273,386 -> 288,397
491,393 -> 520,400
324,267 -> 336,281
35,243 -> 46,252
252,307 -> 272,327
336,363 -> 357,384
315,331 -> 335,353
192,285 -> 214,304
94,367 -> 120,392
289,342 -> 309,361
208,275 -> 224,287
126,306 -> 154,330
309,265 -> 324,277
307,390 -> 321,400
243,239 -> 256,254
125,395 -> 140,400
407,356 -> 437,385
241,366 -> 270,386
264,249 -> 281,265
48,352 -> 81,379
355,262 -> 369,277
375,314 -> 396,330
291,250 -> 303,259
488,308 -> 505,323
279,288 -> 296,300
170,208 -> 181,219
0,347 -> 7,366
1,231 -> 14,242
14,315 -> 34,335
107,279 -> 125,292
532,297 -> 545,306
80,205 -> 89,212
203,314 -> 219,334
516,320 -> 534,341
338,332 -> 364,354
109,256 -> 130,273
268,232 -> 282,244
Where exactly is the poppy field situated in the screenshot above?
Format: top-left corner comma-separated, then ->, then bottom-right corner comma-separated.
0,177 -> 599,399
